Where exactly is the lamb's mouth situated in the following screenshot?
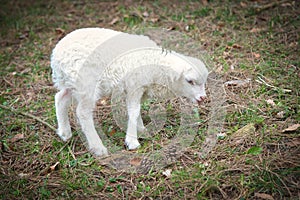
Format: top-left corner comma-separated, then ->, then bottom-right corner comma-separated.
196,96 -> 206,104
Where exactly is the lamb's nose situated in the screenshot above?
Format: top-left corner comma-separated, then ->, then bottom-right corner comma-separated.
200,96 -> 206,101
197,96 -> 206,104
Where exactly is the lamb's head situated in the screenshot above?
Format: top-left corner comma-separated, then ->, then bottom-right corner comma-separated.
159,51 -> 209,104
174,66 -> 208,104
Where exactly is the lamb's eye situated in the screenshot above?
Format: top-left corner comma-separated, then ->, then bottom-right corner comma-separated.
187,80 -> 195,85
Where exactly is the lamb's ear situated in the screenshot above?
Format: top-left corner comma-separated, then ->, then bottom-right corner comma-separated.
178,68 -> 193,80
177,70 -> 185,81
187,68 -> 194,73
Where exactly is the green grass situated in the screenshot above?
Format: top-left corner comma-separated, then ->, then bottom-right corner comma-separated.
0,0 -> 299,199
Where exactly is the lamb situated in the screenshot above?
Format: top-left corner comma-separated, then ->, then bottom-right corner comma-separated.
51,27 -> 208,157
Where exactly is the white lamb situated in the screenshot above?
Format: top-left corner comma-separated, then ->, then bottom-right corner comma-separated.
51,28 -> 208,157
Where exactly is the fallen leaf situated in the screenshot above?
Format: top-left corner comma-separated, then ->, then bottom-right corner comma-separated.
240,2 -> 247,8
252,52 -> 261,58
217,132 -> 227,139
276,111 -> 285,118
289,42 -> 297,48
55,28 -> 65,35
232,43 -> 243,49
217,22 -> 225,28
20,68 -> 31,75
185,25 -> 190,32
166,26 -> 176,31
215,65 -> 223,73
100,99 -> 108,105
19,31 -> 29,39
130,157 -> 142,166
50,162 -> 60,171
224,79 -> 251,87
109,17 -> 119,25
55,28 -> 66,40
18,173 -> 30,178
281,2 -> 292,7
282,124 -> 300,132
223,51 -> 230,58
232,123 -> 256,138
201,0 -> 208,6
10,133 -> 24,143
266,99 -> 276,106
109,129 -> 116,136
162,169 -> 172,178
250,27 -> 264,33
254,193 -> 274,200
142,11 -> 149,17
150,17 -> 159,23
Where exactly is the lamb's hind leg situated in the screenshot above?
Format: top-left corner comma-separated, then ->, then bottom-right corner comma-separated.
55,89 -> 72,141
76,96 -> 108,156
125,89 -> 144,150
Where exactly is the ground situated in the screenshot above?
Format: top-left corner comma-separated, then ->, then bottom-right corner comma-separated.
0,0 -> 299,199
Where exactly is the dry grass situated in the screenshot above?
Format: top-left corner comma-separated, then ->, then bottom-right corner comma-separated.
0,0 -> 299,199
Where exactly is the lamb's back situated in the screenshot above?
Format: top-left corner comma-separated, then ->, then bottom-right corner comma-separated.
51,28 -> 157,91
51,28 -> 121,86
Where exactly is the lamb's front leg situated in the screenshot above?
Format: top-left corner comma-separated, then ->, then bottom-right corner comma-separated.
76,96 -> 108,156
125,89 -> 144,150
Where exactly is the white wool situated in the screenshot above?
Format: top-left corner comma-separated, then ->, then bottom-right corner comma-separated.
51,28 -> 120,88
96,47 -> 206,98
51,27 -> 208,156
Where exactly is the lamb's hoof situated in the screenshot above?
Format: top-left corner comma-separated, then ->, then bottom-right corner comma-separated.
57,129 -> 72,142
90,146 -> 108,157
125,137 -> 140,150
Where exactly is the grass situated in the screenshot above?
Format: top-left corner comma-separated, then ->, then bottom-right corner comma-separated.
0,0 -> 299,199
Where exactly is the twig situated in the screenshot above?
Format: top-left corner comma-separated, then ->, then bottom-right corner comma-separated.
55,139 -> 72,155
255,76 -> 292,93
255,164 -> 292,197
249,0 -> 291,15
68,146 -> 77,160
245,0 -> 291,17
257,0 -> 289,11
0,104 -> 56,131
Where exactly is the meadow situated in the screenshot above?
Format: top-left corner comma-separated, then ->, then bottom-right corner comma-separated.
0,0 -> 299,199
